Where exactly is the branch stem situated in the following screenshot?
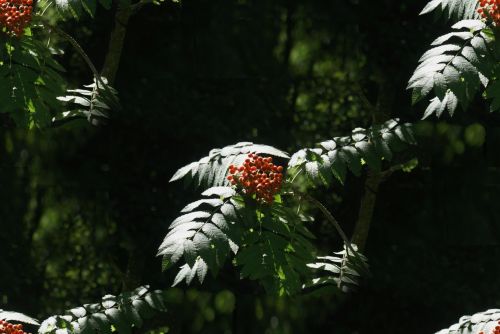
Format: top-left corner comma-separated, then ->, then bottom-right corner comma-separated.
303,194 -> 352,248
39,20 -> 119,108
351,171 -> 382,251
101,2 -> 132,84
351,75 -> 394,251
43,22 -> 101,81
293,192 -> 364,269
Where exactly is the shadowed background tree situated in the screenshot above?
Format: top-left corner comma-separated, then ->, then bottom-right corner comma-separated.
1,0 -> 500,333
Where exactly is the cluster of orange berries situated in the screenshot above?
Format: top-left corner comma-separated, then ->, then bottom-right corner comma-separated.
479,320 -> 500,334
0,320 -> 30,334
227,154 -> 284,204
477,0 -> 500,25
0,0 -> 33,37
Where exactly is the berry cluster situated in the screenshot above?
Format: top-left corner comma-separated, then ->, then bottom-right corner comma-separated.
478,320 -> 500,334
227,154 -> 284,204
0,0 -> 33,37
477,0 -> 500,25
0,320 -> 30,334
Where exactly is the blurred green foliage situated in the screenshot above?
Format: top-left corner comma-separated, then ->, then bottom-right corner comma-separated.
1,0 -> 500,333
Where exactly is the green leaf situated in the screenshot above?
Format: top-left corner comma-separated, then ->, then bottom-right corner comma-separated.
305,161 -> 320,184
338,146 -> 362,176
54,78 -> 119,126
304,243 -> 369,293
170,143 -> 289,189
170,162 -> 197,182
452,19 -> 486,30
144,291 -> 166,312
355,141 -> 381,171
373,136 -> 393,161
0,36 -> 67,128
195,258 -> 209,283
39,287 -> 166,334
69,307 -> 86,319
418,45 -> 461,63
409,21 -> 495,118
201,186 -> 236,198
434,309 -> 500,334
121,303 -> 142,328
183,239 -> 197,266
181,198 -> 223,213
235,202 -> 316,296
158,190 -> 245,287
419,0 -> 480,21
0,311 -> 39,325
431,31 -> 473,46
420,0 -> 441,15
288,120 -> 416,188
328,150 -> 347,184
90,313 -> 111,334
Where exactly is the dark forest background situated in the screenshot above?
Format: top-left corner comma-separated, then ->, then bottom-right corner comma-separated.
1,0 -> 500,333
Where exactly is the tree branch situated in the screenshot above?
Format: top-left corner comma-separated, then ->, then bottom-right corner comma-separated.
101,2 -> 132,85
351,171 -> 382,251
351,75 -> 395,252
296,192 -> 368,272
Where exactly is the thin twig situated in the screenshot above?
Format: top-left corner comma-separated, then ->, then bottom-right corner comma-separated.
303,194 -> 352,249
295,191 -> 368,272
35,19 -> 120,110
43,23 -> 100,80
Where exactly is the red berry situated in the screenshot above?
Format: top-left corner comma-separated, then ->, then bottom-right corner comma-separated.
477,0 -> 500,24
226,153 -> 284,204
0,0 -> 33,37
0,320 -> 29,334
